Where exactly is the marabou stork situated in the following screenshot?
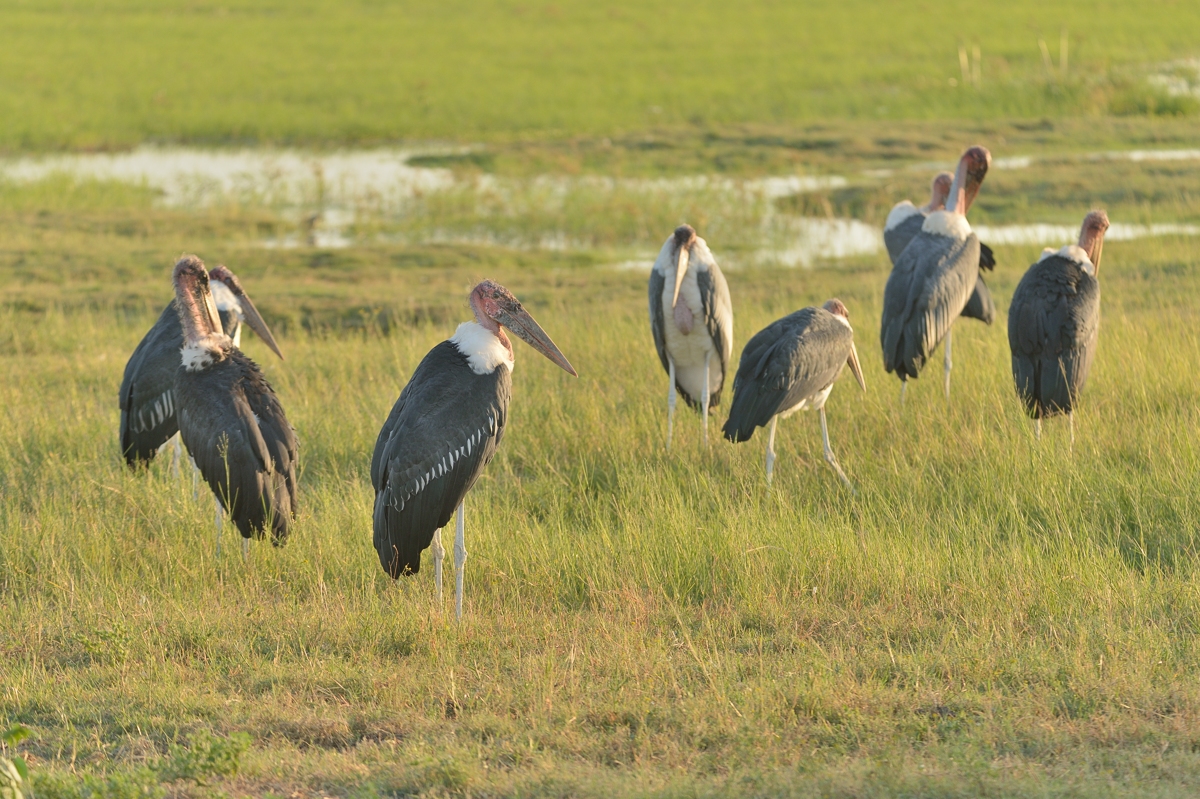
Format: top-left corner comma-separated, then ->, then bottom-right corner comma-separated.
722,299 -> 866,490
171,256 -> 298,550
119,264 -> 283,470
884,172 -> 997,327
880,146 -> 991,400
371,280 -> 577,619
1008,210 -> 1109,442
649,224 -> 733,448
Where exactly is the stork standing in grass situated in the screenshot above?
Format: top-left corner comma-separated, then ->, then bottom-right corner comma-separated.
371,280 -> 577,619
722,299 -> 866,490
119,264 -> 283,471
171,256 -> 298,552
1008,210 -> 1109,442
880,146 -> 991,400
884,172 -> 998,327
649,224 -> 733,448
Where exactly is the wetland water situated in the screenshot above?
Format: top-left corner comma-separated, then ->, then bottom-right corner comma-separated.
2,146 -> 1197,265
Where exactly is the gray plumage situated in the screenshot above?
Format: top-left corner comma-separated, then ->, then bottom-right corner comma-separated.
371,341 -> 509,577
1008,252 -> 1100,418
119,303 -> 188,465
176,345 -> 299,542
723,307 -> 854,442
884,210 -> 995,327
119,275 -> 278,467
880,226 -> 980,380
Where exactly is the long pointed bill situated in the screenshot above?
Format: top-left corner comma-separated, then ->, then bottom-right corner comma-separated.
496,306 -> 578,377
202,287 -> 222,336
847,342 -> 866,392
234,292 -> 284,360
672,246 -> 689,307
1091,238 -> 1103,274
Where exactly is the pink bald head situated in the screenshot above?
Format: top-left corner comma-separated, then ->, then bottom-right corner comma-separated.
925,173 -> 953,212
946,146 -> 991,216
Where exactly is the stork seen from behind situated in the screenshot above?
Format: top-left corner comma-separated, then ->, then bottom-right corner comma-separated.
880,146 -> 991,400
722,299 -> 866,490
649,224 -> 733,448
119,264 -> 283,470
171,256 -> 298,553
1008,211 -> 1110,442
884,172 -> 998,328
371,280 -> 577,619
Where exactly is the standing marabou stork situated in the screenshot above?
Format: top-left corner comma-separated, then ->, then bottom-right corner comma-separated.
171,256 -> 298,550
119,264 -> 283,469
649,224 -> 733,447
884,172 -> 997,327
722,299 -> 866,489
881,146 -> 991,400
371,280 -> 577,619
1008,210 -> 1109,441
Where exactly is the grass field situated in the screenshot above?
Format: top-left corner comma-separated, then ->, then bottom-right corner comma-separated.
4,1 -> 1200,797
2,1 -> 1200,150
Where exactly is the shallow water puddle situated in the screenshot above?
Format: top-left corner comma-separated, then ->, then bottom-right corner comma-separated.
2,146 -> 1198,260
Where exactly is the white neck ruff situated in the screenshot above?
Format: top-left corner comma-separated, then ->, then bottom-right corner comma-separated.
451,321 -> 514,376
181,332 -> 232,372
921,210 -> 972,240
884,201 -> 921,232
1039,244 -> 1093,268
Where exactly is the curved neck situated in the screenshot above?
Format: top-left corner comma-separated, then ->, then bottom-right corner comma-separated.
469,298 -> 512,356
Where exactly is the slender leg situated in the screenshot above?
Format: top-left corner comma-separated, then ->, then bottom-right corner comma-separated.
820,408 -> 855,493
943,327 -> 953,400
702,351 -> 711,447
171,434 -> 182,479
214,495 -> 223,557
900,380 -> 907,406
431,527 -> 445,603
765,415 -> 778,485
191,456 -> 199,501
453,500 -> 467,621
1035,418 -> 1042,440
666,356 -> 677,450
242,537 -> 249,558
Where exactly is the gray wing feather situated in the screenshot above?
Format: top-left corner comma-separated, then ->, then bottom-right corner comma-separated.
722,308 -> 851,442
961,274 -> 996,325
647,269 -> 670,374
697,264 -> 734,407
176,351 -> 297,542
883,214 -> 926,265
1007,255 -> 1100,417
881,232 -> 979,379
372,342 -> 510,577
119,303 -> 184,465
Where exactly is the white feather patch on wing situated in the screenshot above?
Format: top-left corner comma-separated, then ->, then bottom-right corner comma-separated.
1039,244 -> 1093,268
181,333 -> 233,372
451,321 -> 514,376
921,210 -> 972,240
885,201 -> 921,232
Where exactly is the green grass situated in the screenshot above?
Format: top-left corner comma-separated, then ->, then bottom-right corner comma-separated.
2,1 -> 1200,150
4,2 -> 1200,794
4,185 -> 1200,795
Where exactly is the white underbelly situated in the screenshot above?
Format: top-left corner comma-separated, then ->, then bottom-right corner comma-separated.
777,382 -> 834,419
660,271 -> 722,399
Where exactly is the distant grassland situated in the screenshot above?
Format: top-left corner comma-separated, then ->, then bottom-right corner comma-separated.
2,0 -> 1200,150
